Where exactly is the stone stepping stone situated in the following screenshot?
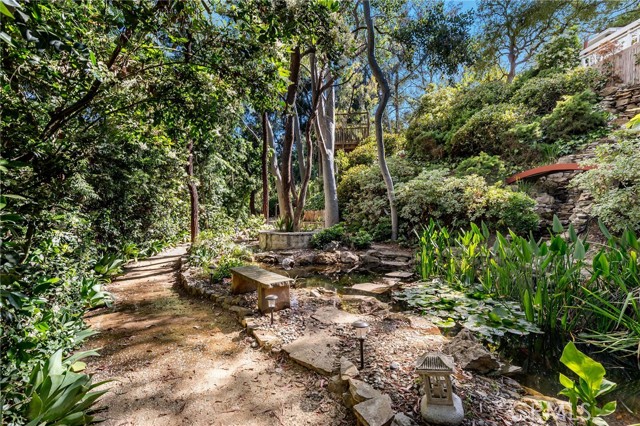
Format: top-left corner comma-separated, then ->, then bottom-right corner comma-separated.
311,306 -> 362,325
282,332 -> 339,376
353,395 -> 395,426
350,282 -> 393,296
252,329 -> 281,349
385,271 -> 414,279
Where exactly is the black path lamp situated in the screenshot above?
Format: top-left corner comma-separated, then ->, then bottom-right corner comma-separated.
352,320 -> 369,369
265,294 -> 278,325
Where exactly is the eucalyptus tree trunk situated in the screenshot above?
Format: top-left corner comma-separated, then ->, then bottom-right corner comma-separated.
261,111 -> 269,219
363,0 -> 398,240
312,56 -> 340,228
265,116 -> 287,217
186,139 -> 199,244
280,46 -> 302,227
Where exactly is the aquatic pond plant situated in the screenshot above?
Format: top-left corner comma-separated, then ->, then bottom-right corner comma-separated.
394,279 -> 541,341
412,217 -> 640,359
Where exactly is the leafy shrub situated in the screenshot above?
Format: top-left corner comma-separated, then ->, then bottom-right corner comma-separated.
534,27 -> 581,72
211,255 -> 246,282
454,152 -> 507,183
511,67 -> 604,114
405,82 -> 513,160
338,157 -> 419,240
343,133 -> 406,171
350,230 -> 372,250
571,134 -> 640,232
448,103 -> 530,158
396,168 -> 539,235
540,90 -> 607,141
310,224 -> 346,249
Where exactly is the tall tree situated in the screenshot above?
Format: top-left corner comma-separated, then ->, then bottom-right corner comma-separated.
477,0 -> 602,82
363,0 -> 398,240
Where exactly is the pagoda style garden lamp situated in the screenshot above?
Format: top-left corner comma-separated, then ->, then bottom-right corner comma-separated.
265,294 -> 278,325
416,352 -> 464,426
352,320 -> 369,369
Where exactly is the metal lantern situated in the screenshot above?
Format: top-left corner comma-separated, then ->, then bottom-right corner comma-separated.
416,353 -> 455,406
352,320 -> 369,369
265,294 -> 278,325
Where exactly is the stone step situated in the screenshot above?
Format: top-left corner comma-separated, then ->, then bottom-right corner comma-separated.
348,282 -> 394,296
282,332 -> 339,376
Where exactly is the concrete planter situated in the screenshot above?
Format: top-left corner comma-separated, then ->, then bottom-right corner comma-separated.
258,230 -> 317,251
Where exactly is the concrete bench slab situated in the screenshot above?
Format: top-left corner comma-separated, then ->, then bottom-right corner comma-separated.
230,265 -> 293,313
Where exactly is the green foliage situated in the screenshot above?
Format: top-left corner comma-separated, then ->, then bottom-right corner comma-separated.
341,134 -> 406,172
394,280 -> 541,341
310,224 -> 347,249
571,135 -> 640,233
338,157 -> 418,240
627,114 -> 640,130
93,254 -> 124,277
558,342 -> 617,426
406,67 -> 606,163
24,349 -> 108,426
309,224 -> 372,250
449,103 -> 530,157
211,256 -> 246,283
395,168 -> 539,235
412,217 -> 640,357
511,67 -> 605,115
540,90 -> 608,141
274,216 -> 295,232
535,27 -> 582,72
454,152 -> 507,183
350,230 -> 373,250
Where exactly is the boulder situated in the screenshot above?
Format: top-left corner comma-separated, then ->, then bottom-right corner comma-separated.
251,329 -> 281,349
254,252 -> 279,264
443,329 -> 500,374
349,378 -> 383,404
392,413 -> 416,426
314,252 -> 338,265
281,257 -> 295,270
353,395 -> 395,426
340,356 -> 359,380
350,282 -> 393,296
296,252 -> 316,265
312,306 -> 362,325
340,251 -> 359,264
385,271 -> 414,279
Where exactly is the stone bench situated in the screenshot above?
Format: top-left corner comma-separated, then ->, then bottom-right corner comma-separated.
230,266 -> 293,313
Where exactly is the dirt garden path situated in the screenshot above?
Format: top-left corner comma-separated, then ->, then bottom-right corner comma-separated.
84,245 -> 350,426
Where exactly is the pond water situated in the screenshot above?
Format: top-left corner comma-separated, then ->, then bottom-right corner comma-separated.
262,264 -> 386,292
500,335 -> 640,425
262,263 -> 640,424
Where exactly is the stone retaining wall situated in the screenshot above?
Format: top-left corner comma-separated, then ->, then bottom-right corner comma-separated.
528,143 -> 604,231
258,230 -> 317,250
601,84 -> 640,124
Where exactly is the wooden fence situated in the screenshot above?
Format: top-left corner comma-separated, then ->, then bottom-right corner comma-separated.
597,43 -> 640,86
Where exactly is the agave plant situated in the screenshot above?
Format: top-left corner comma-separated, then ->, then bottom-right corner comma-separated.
25,349 -> 108,426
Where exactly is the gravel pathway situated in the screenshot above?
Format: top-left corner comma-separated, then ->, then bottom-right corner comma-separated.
83,246 -> 349,426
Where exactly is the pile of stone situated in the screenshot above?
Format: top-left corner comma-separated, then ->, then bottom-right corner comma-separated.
601,84 -> 640,124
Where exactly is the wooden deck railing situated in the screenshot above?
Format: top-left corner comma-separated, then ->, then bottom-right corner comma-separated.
335,112 -> 370,152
